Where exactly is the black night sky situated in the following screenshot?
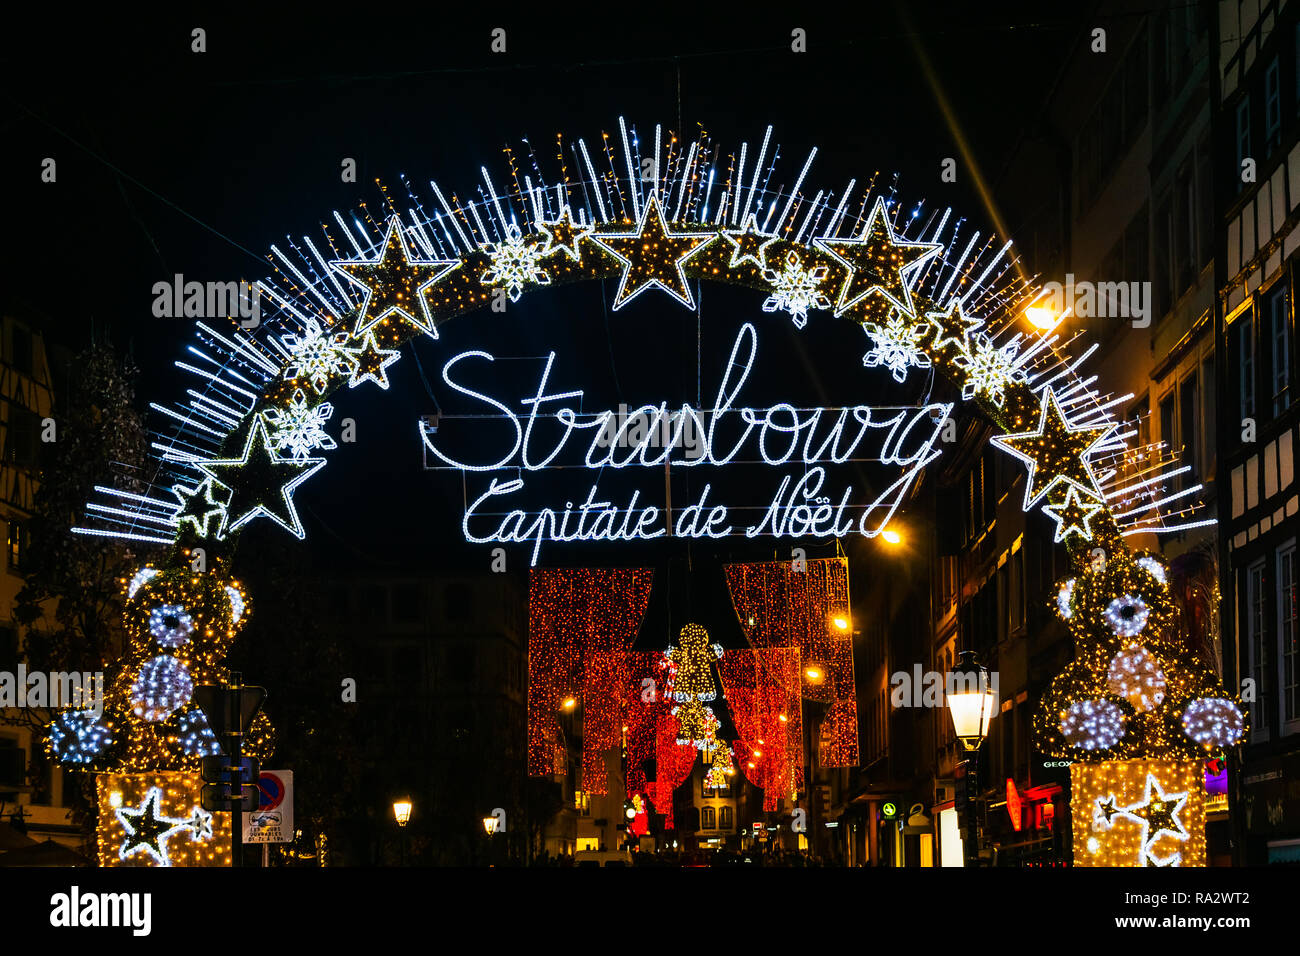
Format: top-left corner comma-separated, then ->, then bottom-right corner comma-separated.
2,5 -> 1089,645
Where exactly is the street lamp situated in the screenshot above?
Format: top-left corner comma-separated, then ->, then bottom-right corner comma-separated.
945,651 -> 994,866
483,815 -> 498,836
393,796 -> 413,866
947,652 -> 994,751
393,798 -> 413,827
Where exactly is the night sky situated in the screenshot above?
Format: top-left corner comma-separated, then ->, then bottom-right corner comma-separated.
3,5 -> 1091,645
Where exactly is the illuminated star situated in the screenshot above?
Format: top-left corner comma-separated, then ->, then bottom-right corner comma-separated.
815,197 -> 942,321
537,205 -> 593,264
1043,485 -> 1107,542
188,807 -> 214,842
344,330 -> 401,390
1096,797 -> 1120,827
990,388 -> 1114,509
332,217 -> 459,338
169,477 -> 227,537
196,418 -> 325,540
117,787 -> 194,865
1106,773 -> 1190,866
590,195 -> 714,310
926,298 -> 984,355
721,214 -> 779,271
1129,779 -> 1188,845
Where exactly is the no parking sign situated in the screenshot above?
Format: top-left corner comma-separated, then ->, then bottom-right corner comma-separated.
242,770 -> 294,844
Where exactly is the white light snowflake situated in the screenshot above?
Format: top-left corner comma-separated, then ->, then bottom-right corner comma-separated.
263,388 -> 337,460
861,310 -> 931,382
480,223 -> 550,302
761,251 -> 830,329
281,317 -> 354,394
956,332 -> 1028,406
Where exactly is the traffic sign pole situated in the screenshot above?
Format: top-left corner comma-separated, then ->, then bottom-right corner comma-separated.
231,671 -> 244,868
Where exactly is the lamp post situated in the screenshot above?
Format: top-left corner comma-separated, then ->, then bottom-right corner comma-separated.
393,796 -> 412,865
946,651 -> 994,866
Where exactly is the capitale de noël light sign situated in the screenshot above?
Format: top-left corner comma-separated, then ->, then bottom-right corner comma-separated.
422,321 -> 952,564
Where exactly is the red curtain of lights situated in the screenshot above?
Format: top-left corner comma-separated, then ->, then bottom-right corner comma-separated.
724,556 -> 860,766
717,647 -> 803,810
526,568 -> 654,791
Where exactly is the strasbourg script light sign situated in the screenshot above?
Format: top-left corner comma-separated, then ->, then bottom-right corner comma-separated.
422,322 -> 952,563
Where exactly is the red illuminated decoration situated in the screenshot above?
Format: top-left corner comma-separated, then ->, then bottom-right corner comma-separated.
717,647 -> 803,810
526,568 -> 653,792
628,793 -> 649,838
725,556 -> 859,766
1006,778 -> 1023,831
622,651 -> 697,828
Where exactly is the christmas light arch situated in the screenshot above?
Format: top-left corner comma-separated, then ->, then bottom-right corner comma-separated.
66,119 -> 1244,866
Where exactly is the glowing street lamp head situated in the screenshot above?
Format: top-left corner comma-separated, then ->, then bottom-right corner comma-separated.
831,614 -> 850,631
881,528 -> 902,545
483,815 -> 498,835
561,697 -> 576,711
393,798 -> 413,826
1025,306 -> 1060,331
805,666 -> 823,683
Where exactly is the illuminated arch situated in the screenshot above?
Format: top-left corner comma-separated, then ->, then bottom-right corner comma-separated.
71,120 -> 1244,865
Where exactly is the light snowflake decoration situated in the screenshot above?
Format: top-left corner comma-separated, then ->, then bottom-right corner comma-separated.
263,388 -> 337,461
861,310 -> 931,382
48,710 -> 114,765
1180,698 -> 1246,748
148,604 -> 195,648
281,317 -> 354,394
1056,578 -> 1076,619
480,223 -> 550,302
127,567 -> 159,599
1137,556 -> 1168,587
1059,699 -> 1125,751
226,585 -> 246,625
1106,645 -> 1167,713
1105,594 -> 1150,638
955,332 -> 1028,406
130,655 -> 194,722
174,706 -> 222,757
761,250 -> 830,328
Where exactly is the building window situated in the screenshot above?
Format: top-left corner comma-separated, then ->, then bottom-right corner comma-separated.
7,521 -> 25,572
700,806 -> 716,830
1247,560 -> 1270,742
443,583 -> 472,623
446,645 -> 475,685
1264,57 -> 1281,152
1180,373 -> 1199,483
1159,391 -> 1176,465
1236,97 -> 1252,192
1280,542 -> 1297,733
392,584 -> 420,623
720,806 -> 733,830
1237,311 -> 1256,423
702,771 -> 731,798
4,406 -> 40,467
1269,284 -> 1292,414
10,326 -> 32,376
